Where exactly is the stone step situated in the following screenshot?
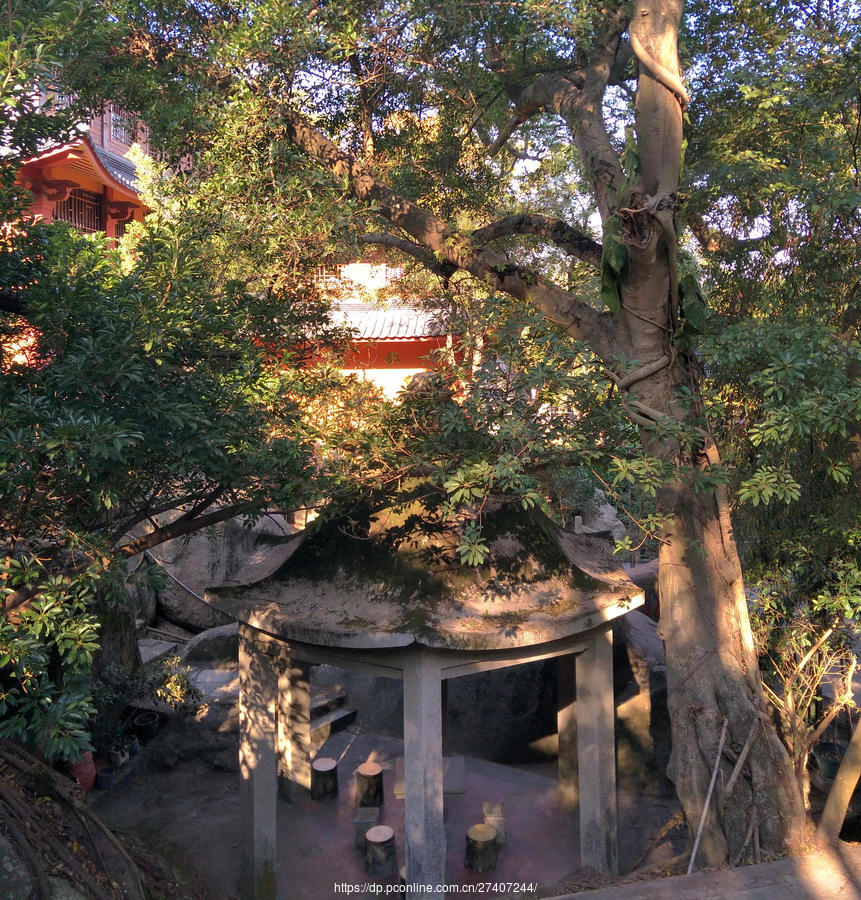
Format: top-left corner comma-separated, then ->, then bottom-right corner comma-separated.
393,755 -> 465,798
311,687 -> 346,717
310,706 -> 356,743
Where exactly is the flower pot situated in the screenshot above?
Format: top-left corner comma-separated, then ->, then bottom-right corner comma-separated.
813,741 -> 845,779
109,747 -> 129,769
133,710 -> 160,742
67,751 -> 96,791
95,766 -> 115,790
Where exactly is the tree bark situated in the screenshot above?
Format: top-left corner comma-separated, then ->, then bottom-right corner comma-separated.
817,718 -> 861,845
616,217 -> 805,865
655,469 -> 805,863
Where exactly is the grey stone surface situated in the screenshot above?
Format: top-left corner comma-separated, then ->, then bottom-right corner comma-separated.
139,637 -> 178,665
312,660 -> 557,763
403,653 -> 445,887
191,668 -> 241,735
157,577 -> 236,633
625,558 -> 660,619
129,577 -> 157,627
238,624 -> 278,898
182,622 -> 239,668
208,501 -> 644,652
612,609 -> 672,798
47,876 -> 89,899
580,488 -> 628,543
558,843 -> 861,899
447,661 -> 557,761
142,716 -> 239,772
576,630 -> 618,875
617,610 -> 665,677
393,754 -> 465,797
0,832 -> 33,898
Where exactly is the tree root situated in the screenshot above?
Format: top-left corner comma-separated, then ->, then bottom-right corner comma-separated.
629,811 -> 686,872
0,771 -> 114,899
0,782 -> 51,898
0,739 -> 178,899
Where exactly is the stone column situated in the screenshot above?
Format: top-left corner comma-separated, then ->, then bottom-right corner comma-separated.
403,651 -> 445,891
557,653 -> 578,806
238,623 -> 279,899
575,626 -> 618,875
276,645 -> 311,797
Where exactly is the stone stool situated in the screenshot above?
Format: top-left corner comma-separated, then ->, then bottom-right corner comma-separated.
483,801 -> 506,845
465,823 -> 498,872
354,807 -> 380,849
365,824 -> 397,877
310,757 -> 338,801
356,761 -> 384,807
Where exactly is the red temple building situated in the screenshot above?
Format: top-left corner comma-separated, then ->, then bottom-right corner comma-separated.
322,262 -> 453,398
16,100 -> 148,238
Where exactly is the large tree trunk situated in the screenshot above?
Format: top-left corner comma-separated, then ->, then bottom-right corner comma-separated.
618,240 -> 805,864
614,0 -> 806,864
657,473 -> 806,863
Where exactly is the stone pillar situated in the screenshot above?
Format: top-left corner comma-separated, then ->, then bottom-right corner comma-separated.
276,646 -> 311,797
575,626 -> 618,875
403,651 -> 445,890
238,623 -> 279,900
557,653 -> 578,806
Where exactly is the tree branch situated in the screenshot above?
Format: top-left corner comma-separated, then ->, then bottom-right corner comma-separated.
609,39 -> 636,87
483,29 -> 627,220
115,502 -> 250,558
481,68 -> 586,158
357,232 -> 458,279
629,2 -> 690,108
280,108 -> 618,361
687,215 -> 772,255
471,214 -> 602,267
533,19 -> 628,222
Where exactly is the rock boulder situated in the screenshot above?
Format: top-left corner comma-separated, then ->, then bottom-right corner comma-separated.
143,513 -> 299,633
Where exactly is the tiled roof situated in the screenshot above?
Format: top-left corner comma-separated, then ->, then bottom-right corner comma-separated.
333,302 -> 447,340
92,144 -> 139,191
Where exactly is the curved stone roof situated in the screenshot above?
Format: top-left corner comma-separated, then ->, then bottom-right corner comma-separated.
206,493 -> 644,652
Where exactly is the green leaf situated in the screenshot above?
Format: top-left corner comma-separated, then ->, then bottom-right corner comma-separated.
679,274 -> 707,332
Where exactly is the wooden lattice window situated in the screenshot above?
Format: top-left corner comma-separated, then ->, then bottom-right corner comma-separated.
111,107 -> 137,145
54,188 -> 104,233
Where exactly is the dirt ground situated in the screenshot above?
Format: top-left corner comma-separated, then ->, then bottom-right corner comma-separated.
90,721 -> 685,900
88,737 -> 861,900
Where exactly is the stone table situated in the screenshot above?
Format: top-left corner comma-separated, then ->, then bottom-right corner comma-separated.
206,496 -> 644,899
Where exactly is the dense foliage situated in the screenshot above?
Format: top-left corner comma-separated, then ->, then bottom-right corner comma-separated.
0,0 -> 371,760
